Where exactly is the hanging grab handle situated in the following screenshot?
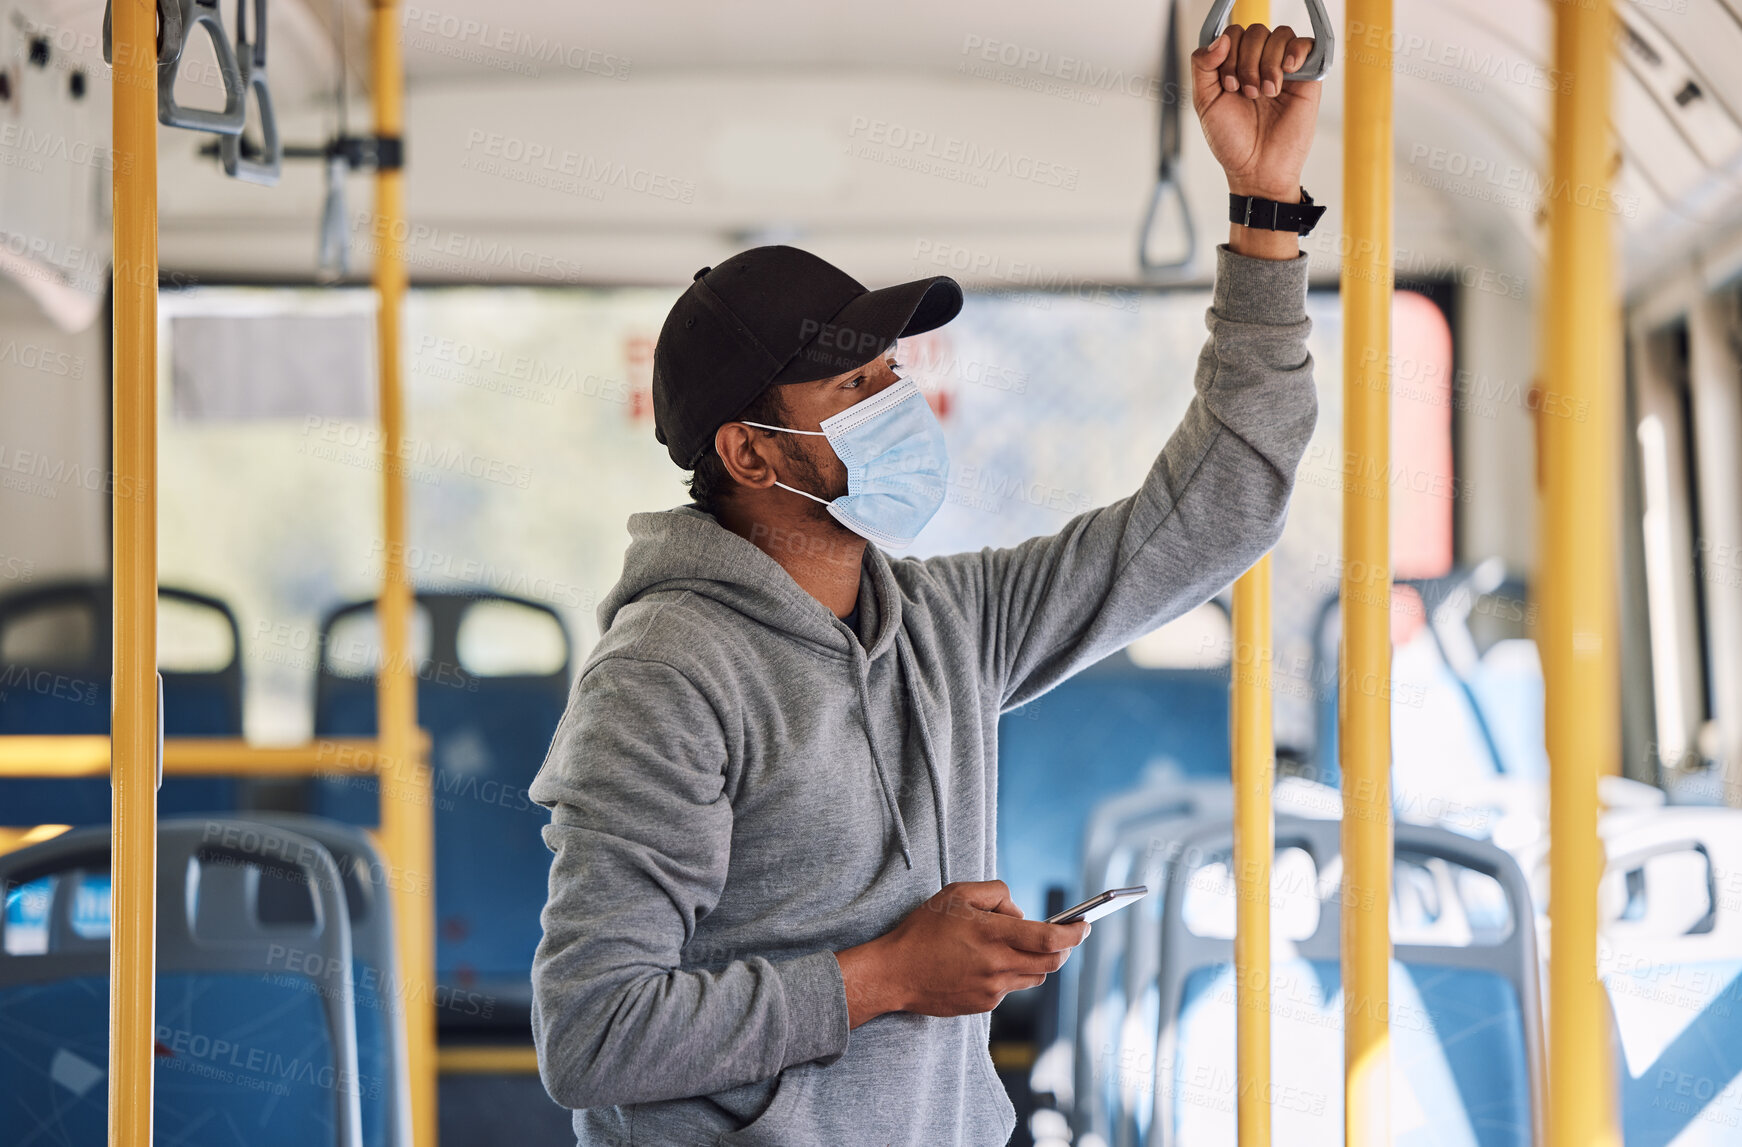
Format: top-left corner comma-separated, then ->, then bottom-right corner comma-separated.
1138,169 -> 1196,273
317,154 -> 351,276
103,0 -> 184,67
1198,0 -> 1334,82
158,0 -> 248,134
1138,1 -> 1195,274
220,0 -> 282,183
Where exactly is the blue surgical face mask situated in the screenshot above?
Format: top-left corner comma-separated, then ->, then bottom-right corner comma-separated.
741,370 -> 949,548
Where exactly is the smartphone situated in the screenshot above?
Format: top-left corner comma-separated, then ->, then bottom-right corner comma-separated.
1046,885 -> 1149,925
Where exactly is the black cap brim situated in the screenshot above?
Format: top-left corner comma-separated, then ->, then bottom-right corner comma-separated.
770,275 -> 963,384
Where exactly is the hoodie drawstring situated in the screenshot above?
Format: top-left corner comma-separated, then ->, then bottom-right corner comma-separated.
853,649 -> 914,871
896,632 -> 951,887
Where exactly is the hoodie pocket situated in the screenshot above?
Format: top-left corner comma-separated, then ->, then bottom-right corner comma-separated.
715,1067 -> 811,1146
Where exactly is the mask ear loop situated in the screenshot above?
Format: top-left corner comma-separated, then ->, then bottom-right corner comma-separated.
770,480 -> 833,506
736,420 -> 835,505
739,421 -> 827,436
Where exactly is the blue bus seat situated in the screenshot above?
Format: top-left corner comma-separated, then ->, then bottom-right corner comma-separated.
1466,640 -> 1548,784
1054,781 -> 1233,1130
998,648 -> 1231,921
1311,569 -> 1538,793
1064,780 -> 1341,1142
0,581 -> 245,825
1171,958 -> 1533,1145
308,590 -> 571,1029
1074,815 -> 1544,1145
1598,808 -> 1742,1144
0,818 -> 363,1146
252,813 -> 415,1147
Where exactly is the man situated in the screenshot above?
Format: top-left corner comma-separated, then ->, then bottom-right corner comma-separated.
530,24 -> 1322,1145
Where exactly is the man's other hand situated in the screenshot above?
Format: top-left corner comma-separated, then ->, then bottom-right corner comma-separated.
835,880 -> 1090,1028
1190,24 -> 1322,202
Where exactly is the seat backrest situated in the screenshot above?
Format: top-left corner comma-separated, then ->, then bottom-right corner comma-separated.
1066,783 -> 1231,1143
1309,590 -> 1341,785
1598,807 -> 1742,1145
999,653 -> 1231,919
1080,780 -> 1235,896
0,580 -> 244,732
1311,569 -> 1537,790
1149,816 -> 1543,1147
1467,639 -> 1548,783
0,819 -> 364,1146
0,581 -> 245,824
250,813 -> 415,1147
309,590 -> 571,1025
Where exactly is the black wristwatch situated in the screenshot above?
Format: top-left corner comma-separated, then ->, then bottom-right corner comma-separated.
1229,187 -> 1326,236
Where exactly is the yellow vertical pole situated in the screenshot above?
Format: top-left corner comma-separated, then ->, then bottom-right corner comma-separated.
369,2 -> 436,1144
1226,10 -> 1274,1145
1340,0 -> 1393,1143
1542,0 -> 1620,1143
1231,554 -> 1273,1147
109,2 -> 158,1144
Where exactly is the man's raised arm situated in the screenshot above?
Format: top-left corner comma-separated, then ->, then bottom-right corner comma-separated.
914,23 -> 1324,710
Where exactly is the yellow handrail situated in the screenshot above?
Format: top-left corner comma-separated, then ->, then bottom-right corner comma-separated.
1226,8 -> 1276,1143
0,735 -> 419,777
367,1 -> 438,1142
0,823 -> 73,854
1341,1 -> 1393,1143
109,0 -> 158,1142
1542,1 -> 1621,1144
437,1045 -> 543,1075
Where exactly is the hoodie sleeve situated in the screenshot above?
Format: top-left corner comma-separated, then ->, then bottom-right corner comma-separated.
918,245 -> 1318,712
526,653 -> 850,1110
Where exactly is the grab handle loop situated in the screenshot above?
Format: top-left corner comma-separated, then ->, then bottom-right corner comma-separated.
220,0 -> 282,183
1138,1 -> 1195,274
157,0 -> 248,134
102,0 -> 184,67
1198,0 -> 1334,82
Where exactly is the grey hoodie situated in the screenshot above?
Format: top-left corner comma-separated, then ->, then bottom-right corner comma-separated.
528,246 -> 1317,1146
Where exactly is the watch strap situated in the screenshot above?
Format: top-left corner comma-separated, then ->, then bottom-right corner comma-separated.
1229,188 -> 1326,236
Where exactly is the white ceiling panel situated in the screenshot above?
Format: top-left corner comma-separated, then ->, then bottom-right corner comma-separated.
128,0 -> 1742,291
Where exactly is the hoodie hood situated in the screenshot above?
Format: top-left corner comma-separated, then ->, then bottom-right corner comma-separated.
596,503 -> 936,872
597,504 -> 907,664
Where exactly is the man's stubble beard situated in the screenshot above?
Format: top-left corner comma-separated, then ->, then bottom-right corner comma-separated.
773,436 -> 864,562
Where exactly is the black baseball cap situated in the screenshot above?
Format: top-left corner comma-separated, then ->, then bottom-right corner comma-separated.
652,245 -> 963,468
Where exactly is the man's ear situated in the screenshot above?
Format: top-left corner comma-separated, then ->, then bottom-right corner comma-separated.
714,422 -> 779,492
